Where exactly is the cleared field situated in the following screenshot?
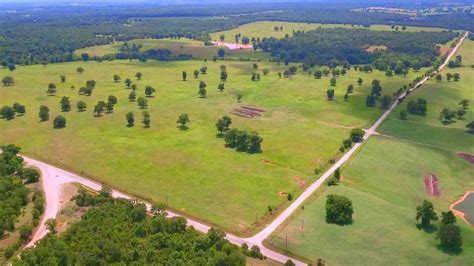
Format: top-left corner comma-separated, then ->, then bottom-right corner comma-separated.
210,21 -> 446,41
0,60 -> 425,234
270,137 -> 474,265
75,38 -> 270,60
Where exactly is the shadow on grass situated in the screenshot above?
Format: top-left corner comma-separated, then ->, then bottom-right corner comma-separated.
436,244 -> 463,256
416,223 -> 438,234
177,125 -> 188,131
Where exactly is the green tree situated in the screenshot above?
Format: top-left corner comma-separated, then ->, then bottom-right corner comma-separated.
436,223 -> 462,251
125,78 -> 132,88
458,99 -> 469,109
76,67 -> 84,74
193,70 -> 199,78
325,194 -> 353,225
93,101 -> 106,117
182,71 -> 187,81
1,106 -> 15,120
446,73 -> 453,81
381,95 -> 392,109
366,95 -> 376,107
60,96 -> 71,112
330,77 -> 337,86
220,70 -> 228,81
2,76 -> 14,86
53,115 -> 66,129
218,83 -> 225,92
453,73 -> 461,81
113,74 -> 121,83
415,200 -> 438,229
46,218 -> 56,233
47,83 -> 57,95
357,77 -> 363,85
177,113 -> 190,129
76,101 -> 87,112
200,66 -> 208,74
198,81 -> 207,98
326,89 -> 335,100
314,70 -> 322,79
137,97 -> 148,109
135,72 -> 143,80
466,121 -> 474,133
436,74 -> 442,81
441,211 -> 457,225
142,111 -> 151,128
347,84 -> 354,94
108,95 -> 118,105
126,112 -> 135,127
39,105 -> 50,121
129,91 -> 137,101
13,102 -> 26,115
217,48 -> 225,58
350,128 -> 364,142
105,101 -> 114,113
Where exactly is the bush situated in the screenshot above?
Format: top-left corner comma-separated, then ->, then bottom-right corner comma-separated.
327,177 -> 339,186
350,128 -> 365,142
53,115 -> 66,128
325,194 -> 353,225
23,167 -> 40,183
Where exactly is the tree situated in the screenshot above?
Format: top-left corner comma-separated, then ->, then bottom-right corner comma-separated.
142,111 -> 151,128
400,110 -> 408,120
285,259 -> 296,266
76,67 -> 84,74
457,109 -> 466,119
125,78 -> 132,88
436,74 -> 442,81
200,66 -> 208,74
198,81 -> 207,98
45,218 -> 57,233
93,101 -> 106,117
129,91 -> 137,101
220,70 -> 228,81
218,83 -> 225,92
137,97 -> 148,109
242,37 -> 250,45
407,98 -> 427,115
76,101 -> 87,112
459,99 -> 469,109
381,95 -> 392,109
357,78 -> 363,85
182,71 -> 187,81
177,113 -> 190,129
23,167 -> 40,183
416,200 -> 438,229
1,106 -> 15,120
326,89 -> 335,100
453,73 -> 461,82
446,73 -> 453,81
131,84 -> 137,91
436,223 -> 462,252
262,69 -> 269,76
330,77 -> 337,86
325,194 -> 353,225
334,167 -> 341,179
47,83 -> 57,95
105,101 -> 114,113
441,211 -> 457,225
193,70 -> 199,78
2,76 -> 14,86
466,121 -> 474,133
53,115 -> 66,129
135,72 -> 143,80
126,112 -> 135,127
350,128 -> 364,142
439,108 -> 456,124
145,86 -> 156,97
113,74 -> 121,83
39,105 -> 50,121
81,53 -> 90,61
108,95 -> 118,105
371,79 -> 382,97
60,75 -> 66,83
13,103 -> 26,115
217,48 -> 225,58
343,92 -> 349,101
347,84 -> 354,94
60,96 -> 71,112
366,95 -> 376,107
7,63 -> 16,71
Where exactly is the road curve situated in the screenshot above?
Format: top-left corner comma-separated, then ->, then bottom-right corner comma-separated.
22,32 -> 467,265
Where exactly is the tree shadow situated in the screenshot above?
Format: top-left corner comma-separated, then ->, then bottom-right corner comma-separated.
126,124 -> 134,128
416,223 -> 437,233
436,244 -> 463,255
177,125 -> 188,131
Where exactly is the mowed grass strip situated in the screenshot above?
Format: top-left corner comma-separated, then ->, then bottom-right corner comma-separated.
270,137 -> 474,265
0,59 -> 422,233
210,21 -> 446,41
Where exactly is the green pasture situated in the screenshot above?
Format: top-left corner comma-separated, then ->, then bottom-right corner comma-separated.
210,21 -> 446,41
0,59 -> 425,234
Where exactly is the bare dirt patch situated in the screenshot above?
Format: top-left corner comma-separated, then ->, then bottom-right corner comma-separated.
365,44 -> 388,53
293,176 -> 306,188
424,174 -> 441,197
212,41 -> 253,50
231,106 -> 266,118
457,152 -> 474,164
278,191 -> 288,196
439,46 -> 452,56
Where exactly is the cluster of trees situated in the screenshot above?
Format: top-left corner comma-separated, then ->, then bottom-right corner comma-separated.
365,79 -> 385,107
416,200 -> 463,252
0,145 -> 43,259
258,28 -> 457,70
1,103 -> 26,120
125,111 -> 151,128
439,99 -> 469,125
18,193 -> 255,265
406,98 -> 428,116
224,129 -> 263,154
448,55 -> 463,68
325,194 -> 353,225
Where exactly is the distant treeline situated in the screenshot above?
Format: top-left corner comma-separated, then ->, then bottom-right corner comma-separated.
0,3 -> 471,66
258,28 -> 458,69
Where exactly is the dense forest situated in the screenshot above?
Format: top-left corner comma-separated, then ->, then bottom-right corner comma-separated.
16,193 -> 257,265
258,28 -> 458,69
0,2 -> 472,66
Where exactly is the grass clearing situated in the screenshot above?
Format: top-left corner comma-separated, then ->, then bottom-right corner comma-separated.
0,59 -> 425,234
210,21 -> 446,41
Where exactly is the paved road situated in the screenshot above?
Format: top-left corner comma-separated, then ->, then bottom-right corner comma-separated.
22,32 -> 467,265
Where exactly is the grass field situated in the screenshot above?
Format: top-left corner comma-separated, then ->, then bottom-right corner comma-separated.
75,38 -> 270,60
210,21 -> 446,41
268,40 -> 474,264
0,58 -> 422,234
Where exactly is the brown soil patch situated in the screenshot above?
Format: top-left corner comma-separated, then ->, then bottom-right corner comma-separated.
293,176 -> 306,188
439,46 -> 452,56
261,159 -> 273,164
424,174 -> 441,197
457,152 -> 474,164
59,183 -> 78,209
365,45 -> 388,53
339,175 -> 345,181
278,191 -> 288,196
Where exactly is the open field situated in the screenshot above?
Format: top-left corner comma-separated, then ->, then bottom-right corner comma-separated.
379,39 -> 473,152
75,38 -> 270,60
269,137 -> 474,265
0,59 -> 422,234
210,21 -> 447,41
